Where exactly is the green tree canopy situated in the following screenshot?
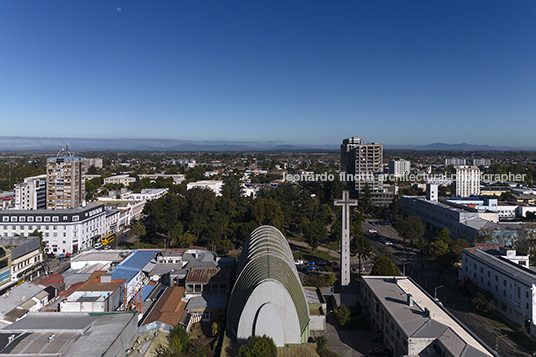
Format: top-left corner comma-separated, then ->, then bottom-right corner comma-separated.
371,256 -> 401,276
237,335 -> 277,357
304,220 -> 327,252
394,216 -> 425,243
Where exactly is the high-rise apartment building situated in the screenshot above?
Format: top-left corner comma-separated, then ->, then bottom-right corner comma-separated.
389,159 -> 411,178
14,174 -> 47,210
445,158 -> 466,166
473,158 -> 491,167
46,146 -> 86,209
451,165 -> 481,197
340,137 -> 383,198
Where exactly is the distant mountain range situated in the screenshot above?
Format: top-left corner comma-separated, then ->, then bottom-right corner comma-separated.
0,136 -> 338,152
386,142 -> 536,151
0,136 -> 535,152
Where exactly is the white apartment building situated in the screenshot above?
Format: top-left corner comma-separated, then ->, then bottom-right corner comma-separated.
445,158 -> 466,166
460,246 -> 536,337
103,174 -> 137,186
0,203 -> 106,255
388,160 -> 411,178
187,180 -> 223,197
127,188 -> 168,201
473,158 -> 491,167
451,165 -> 481,197
362,276 -> 493,357
85,158 -> 103,171
14,174 -> 47,210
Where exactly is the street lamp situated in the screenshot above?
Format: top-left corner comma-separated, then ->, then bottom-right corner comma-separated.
495,334 -> 507,353
516,302 -> 525,333
434,285 -> 443,299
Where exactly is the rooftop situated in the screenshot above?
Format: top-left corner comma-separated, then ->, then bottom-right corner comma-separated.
362,276 -> 491,356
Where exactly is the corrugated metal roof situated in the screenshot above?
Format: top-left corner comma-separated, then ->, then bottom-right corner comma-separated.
119,250 -> 154,270
110,267 -> 138,282
6,237 -> 40,260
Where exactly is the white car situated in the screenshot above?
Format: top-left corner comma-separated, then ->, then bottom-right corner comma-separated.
368,229 -> 378,234
94,243 -> 103,249
384,241 -> 394,246
295,260 -> 304,265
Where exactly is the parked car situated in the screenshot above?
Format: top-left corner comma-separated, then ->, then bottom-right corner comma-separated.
384,241 -> 394,246
295,260 -> 304,265
369,347 -> 392,356
434,298 -> 443,307
306,266 -> 315,271
94,243 -> 103,249
368,229 -> 378,234
306,261 -> 315,266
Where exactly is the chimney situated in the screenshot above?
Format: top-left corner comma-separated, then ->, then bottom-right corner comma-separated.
407,294 -> 414,307
424,307 -> 430,317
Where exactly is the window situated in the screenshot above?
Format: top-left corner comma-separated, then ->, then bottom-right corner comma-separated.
488,271 -> 490,277
495,285 -> 498,291
28,217 -> 34,222
19,217 -> 25,222
495,275 -> 498,282
36,217 -> 42,222
52,216 -> 59,222
10,217 -> 17,222
44,217 -> 50,222
481,267 -> 483,273
63,216 -> 68,221
503,280 -> 506,286
2,217 -> 8,222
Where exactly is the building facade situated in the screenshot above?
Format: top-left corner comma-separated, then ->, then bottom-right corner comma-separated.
362,276 -> 493,357
460,247 -> 536,337
46,149 -> 86,209
451,165 -> 481,197
0,203 -> 106,255
340,137 -> 384,199
388,160 -> 411,178
14,174 -> 47,210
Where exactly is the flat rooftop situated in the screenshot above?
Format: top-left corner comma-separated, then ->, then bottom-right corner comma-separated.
362,276 -> 491,356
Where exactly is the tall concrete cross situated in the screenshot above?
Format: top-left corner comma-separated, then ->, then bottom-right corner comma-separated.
334,190 -> 358,287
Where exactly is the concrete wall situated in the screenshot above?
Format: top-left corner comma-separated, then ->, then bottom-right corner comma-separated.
236,280 -> 302,347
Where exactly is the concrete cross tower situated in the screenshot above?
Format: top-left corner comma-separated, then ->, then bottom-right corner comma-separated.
334,190 -> 358,287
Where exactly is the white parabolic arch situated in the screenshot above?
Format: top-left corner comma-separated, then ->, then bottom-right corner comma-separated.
236,279 -> 301,347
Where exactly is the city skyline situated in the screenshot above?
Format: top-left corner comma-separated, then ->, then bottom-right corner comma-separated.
1,1 -> 535,147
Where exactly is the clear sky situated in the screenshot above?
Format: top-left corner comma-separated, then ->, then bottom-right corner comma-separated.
1,0 -> 535,147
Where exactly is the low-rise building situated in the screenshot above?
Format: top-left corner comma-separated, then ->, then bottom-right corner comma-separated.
103,174 -> 137,186
60,271 -> 126,312
186,180 -> 223,197
362,276 -> 493,356
460,246 -> 536,336
0,203 -> 106,255
0,311 -> 138,357
0,236 -> 42,282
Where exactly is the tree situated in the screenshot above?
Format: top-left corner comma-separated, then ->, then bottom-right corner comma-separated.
429,239 -> 449,259
252,198 -> 284,230
371,256 -> 401,276
351,234 -> 373,273
130,220 -> 146,250
30,229 -> 46,260
334,304 -> 351,326
434,228 -> 451,244
394,216 -> 425,243
304,220 -> 327,253
156,324 -> 190,356
237,335 -> 277,357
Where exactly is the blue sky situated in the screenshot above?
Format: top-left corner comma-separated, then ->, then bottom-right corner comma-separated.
1,0 -> 535,147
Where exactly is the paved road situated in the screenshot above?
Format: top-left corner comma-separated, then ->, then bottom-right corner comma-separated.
362,220 -> 529,357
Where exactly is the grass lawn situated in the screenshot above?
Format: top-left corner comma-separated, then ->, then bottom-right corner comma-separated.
293,248 -> 338,263
508,331 -> 536,351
